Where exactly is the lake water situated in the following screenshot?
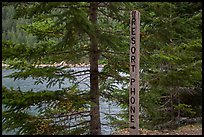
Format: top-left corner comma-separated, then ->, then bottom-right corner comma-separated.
2,67 -> 123,135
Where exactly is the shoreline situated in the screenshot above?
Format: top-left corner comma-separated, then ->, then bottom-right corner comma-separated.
2,62 -> 104,68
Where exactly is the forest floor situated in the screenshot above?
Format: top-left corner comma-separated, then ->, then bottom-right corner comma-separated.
111,123 -> 202,135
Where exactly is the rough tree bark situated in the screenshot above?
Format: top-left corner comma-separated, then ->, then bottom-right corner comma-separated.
89,2 -> 101,135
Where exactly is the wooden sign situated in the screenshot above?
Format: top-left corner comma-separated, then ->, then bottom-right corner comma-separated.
129,10 -> 140,135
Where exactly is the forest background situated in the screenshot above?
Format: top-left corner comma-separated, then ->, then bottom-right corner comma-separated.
2,2 -> 202,135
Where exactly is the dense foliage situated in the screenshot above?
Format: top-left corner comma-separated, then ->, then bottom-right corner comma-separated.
2,2 -> 202,135
112,2 -> 202,130
2,2 -> 132,135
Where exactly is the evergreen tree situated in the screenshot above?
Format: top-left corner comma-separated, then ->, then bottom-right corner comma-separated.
2,2 -> 133,135
109,2 -> 202,130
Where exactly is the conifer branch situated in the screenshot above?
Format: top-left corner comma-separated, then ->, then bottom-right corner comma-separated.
100,50 -> 128,55
41,110 -> 90,119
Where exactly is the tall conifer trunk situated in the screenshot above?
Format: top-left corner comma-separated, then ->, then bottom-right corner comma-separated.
89,2 -> 101,135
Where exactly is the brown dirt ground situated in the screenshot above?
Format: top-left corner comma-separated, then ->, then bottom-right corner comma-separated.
111,124 -> 202,135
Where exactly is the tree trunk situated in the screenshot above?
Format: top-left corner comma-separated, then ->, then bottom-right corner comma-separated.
177,89 -> 180,127
170,91 -> 175,122
89,2 -> 101,135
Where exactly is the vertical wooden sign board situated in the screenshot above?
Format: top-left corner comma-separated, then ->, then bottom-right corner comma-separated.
129,10 -> 140,135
